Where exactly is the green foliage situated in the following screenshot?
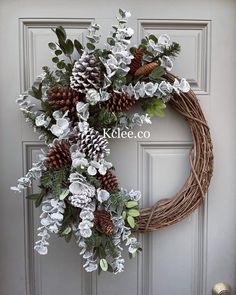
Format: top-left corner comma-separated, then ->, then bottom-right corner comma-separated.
26,192 -> 45,208
149,66 -> 165,82
74,39 -> 83,55
140,97 -> 166,118
58,204 -> 79,242
127,215 -> 135,228
161,41 -> 181,58
40,167 -> 70,198
100,258 -> 108,271
88,107 -> 118,132
28,83 -> 42,100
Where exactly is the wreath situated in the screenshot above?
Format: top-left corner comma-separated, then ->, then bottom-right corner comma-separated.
12,9 -> 213,274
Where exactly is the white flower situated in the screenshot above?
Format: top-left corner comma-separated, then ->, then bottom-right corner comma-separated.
50,117 -> 70,139
129,189 -> 141,201
158,34 -> 171,48
86,89 -> 100,105
84,261 -> 98,272
99,90 -> 110,102
80,209 -> 94,221
173,78 -> 190,93
97,188 -> 110,203
35,113 -> 50,127
87,165 -> 97,176
72,157 -> 88,168
124,11 -> 131,18
78,121 -> 89,133
76,102 -> 89,121
161,55 -> 173,72
133,81 -> 146,99
80,228 -> 92,238
79,220 -> 93,230
145,82 -> 158,97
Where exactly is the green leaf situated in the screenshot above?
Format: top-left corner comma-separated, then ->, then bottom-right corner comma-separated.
55,26 -> 67,42
126,201 -> 138,208
87,42 -> 95,50
57,61 -> 65,69
65,39 -> 74,55
100,259 -> 108,271
52,56 -> 59,63
62,227 -> 71,235
149,34 -> 158,43
48,42 -> 57,50
128,209 -> 140,217
149,66 -> 165,80
55,49 -> 62,56
122,211 -> 127,220
127,216 -> 136,228
35,193 -> 45,208
26,193 -> 40,201
59,189 -> 70,200
107,37 -> 115,46
74,40 -> 83,55
29,84 -> 42,100
87,36 -> 96,43
119,8 -> 126,18
141,38 -> 148,45
146,98 -> 166,118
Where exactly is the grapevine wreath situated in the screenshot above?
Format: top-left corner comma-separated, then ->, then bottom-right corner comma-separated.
12,9 -> 213,273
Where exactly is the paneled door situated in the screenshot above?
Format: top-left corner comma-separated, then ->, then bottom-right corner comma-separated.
0,1 -> 236,294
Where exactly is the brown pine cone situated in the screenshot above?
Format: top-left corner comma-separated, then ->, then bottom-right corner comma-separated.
134,62 -> 158,76
105,92 -> 135,113
94,210 -> 113,236
44,140 -> 71,169
47,86 -> 85,122
129,47 -> 144,74
97,170 -> 118,192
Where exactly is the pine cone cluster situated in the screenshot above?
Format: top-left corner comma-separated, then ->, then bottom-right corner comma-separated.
94,210 -> 113,236
47,86 -> 85,122
105,92 -> 135,113
97,170 -> 118,192
70,53 -> 100,92
135,62 -> 158,76
76,128 -> 110,160
129,47 -> 144,74
44,140 -> 71,169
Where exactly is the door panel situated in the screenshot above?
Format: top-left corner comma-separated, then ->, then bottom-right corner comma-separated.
1,1 -> 236,294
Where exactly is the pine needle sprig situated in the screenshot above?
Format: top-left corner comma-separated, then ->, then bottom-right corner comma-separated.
160,42 -> 181,58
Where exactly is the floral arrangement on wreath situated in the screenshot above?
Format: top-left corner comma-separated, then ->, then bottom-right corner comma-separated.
12,9 -> 190,274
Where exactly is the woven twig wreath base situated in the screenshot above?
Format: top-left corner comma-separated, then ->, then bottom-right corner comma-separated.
138,74 -> 214,232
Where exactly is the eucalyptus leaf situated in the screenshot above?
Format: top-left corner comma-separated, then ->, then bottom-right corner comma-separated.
100,259 -> 108,271
128,209 -> 140,217
74,40 -> 83,55
55,49 -> 62,56
65,39 -> 74,55
62,227 -> 71,235
126,201 -> 138,208
52,57 -> 59,63
127,216 -> 136,228
59,189 -> 70,200
87,42 -> 95,50
48,42 -> 57,50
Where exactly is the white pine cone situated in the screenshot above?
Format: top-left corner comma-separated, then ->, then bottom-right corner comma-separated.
77,128 -> 110,160
70,53 -> 100,93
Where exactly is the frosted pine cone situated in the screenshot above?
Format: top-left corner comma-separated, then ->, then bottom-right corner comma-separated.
105,92 -> 135,113
70,53 -> 100,93
97,170 -> 118,192
94,210 -> 113,236
47,86 -> 85,122
44,140 -> 71,169
77,128 -> 110,160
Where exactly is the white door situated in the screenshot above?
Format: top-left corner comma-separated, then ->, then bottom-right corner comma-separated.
1,1 -> 236,294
